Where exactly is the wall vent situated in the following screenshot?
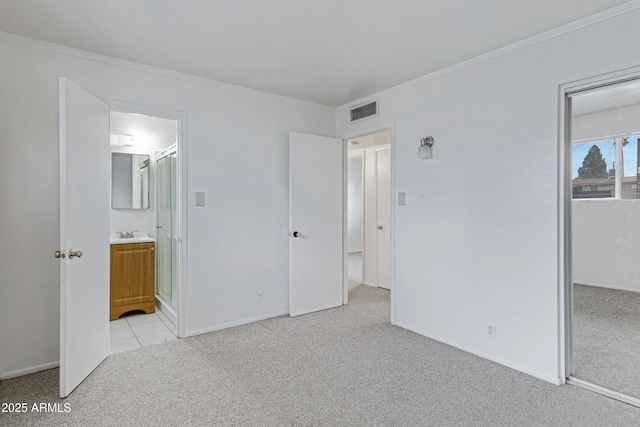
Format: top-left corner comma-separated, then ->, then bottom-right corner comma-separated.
350,101 -> 377,122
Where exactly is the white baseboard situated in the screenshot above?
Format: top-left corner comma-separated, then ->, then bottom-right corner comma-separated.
187,310 -> 289,337
394,321 -> 562,386
1,360 -> 59,380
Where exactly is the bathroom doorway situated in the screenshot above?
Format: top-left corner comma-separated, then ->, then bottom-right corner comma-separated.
109,110 -> 183,353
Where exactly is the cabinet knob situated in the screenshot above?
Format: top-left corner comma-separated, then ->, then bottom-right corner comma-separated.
150,247 -> 155,251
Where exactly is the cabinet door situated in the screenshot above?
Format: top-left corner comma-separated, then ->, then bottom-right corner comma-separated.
110,243 -> 155,308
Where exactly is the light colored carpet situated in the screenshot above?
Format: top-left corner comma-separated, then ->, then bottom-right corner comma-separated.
2,285 -> 640,426
573,284 -> 640,398
347,251 -> 362,290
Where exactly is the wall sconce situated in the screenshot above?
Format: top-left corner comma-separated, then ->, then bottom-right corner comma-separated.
418,136 -> 434,159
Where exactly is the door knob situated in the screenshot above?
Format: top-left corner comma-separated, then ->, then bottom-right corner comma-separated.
68,250 -> 83,259
54,250 -> 66,259
377,225 -> 383,230
288,231 -> 302,238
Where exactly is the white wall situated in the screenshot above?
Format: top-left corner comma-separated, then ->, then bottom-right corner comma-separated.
573,200 -> 640,292
0,35 -> 334,378
336,7 -> 640,384
347,156 -> 363,252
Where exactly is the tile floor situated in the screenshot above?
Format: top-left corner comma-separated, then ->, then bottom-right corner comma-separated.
110,309 -> 177,354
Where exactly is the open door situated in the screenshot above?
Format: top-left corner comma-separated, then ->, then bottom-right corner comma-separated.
289,132 -> 344,316
58,78 -> 110,397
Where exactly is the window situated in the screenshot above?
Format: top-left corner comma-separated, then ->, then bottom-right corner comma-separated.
571,136 -> 639,199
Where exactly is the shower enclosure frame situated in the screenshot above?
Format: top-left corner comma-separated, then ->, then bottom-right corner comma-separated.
156,144 -> 178,321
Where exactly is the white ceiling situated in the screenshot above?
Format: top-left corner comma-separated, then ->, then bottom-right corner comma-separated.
0,0 -> 632,106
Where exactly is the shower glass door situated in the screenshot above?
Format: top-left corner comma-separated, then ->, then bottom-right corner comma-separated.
156,148 -> 177,309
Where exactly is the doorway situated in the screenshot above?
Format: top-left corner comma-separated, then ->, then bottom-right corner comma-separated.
563,73 -> 640,406
109,111 -> 180,353
346,130 -> 392,297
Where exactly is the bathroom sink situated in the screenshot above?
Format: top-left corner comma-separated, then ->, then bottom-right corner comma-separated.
110,232 -> 155,245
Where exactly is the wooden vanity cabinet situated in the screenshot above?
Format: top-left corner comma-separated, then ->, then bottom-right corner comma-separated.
110,242 -> 155,320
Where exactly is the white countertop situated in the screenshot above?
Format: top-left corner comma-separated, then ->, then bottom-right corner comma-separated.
110,232 -> 155,245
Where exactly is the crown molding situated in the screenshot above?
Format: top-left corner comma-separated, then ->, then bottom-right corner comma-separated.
336,1 -> 640,113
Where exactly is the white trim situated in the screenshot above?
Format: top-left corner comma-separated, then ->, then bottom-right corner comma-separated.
342,139 -> 349,305
557,80 -> 571,383
336,1 -> 640,112
345,153 -> 365,300
0,30 -> 334,112
567,377 -> 640,408
1,361 -> 60,380
563,65 -> 640,95
187,311 -> 289,337
389,124 -> 396,325
395,322 -> 562,386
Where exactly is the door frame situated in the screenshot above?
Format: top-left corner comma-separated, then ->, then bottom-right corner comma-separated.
107,100 -> 188,339
340,123 -> 396,324
559,65 -> 640,405
347,151 -> 365,297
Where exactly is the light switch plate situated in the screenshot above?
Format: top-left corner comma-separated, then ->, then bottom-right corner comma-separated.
398,192 -> 406,206
195,192 -> 205,207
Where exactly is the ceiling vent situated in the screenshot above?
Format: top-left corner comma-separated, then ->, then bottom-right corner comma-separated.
350,101 -> 377,122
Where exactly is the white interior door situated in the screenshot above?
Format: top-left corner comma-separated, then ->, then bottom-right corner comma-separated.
289,132 -> 343,316
376,148 -> 391,289
58,78 -> 110,398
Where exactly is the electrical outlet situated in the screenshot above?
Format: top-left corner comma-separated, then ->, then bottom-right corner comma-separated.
256,292 -> 263,304
486,323 -> 496,339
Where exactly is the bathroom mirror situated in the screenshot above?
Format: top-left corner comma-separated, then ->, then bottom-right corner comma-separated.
111,152 -> 150,209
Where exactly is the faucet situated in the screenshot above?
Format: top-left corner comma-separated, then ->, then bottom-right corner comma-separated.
117,231 -> 137,239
